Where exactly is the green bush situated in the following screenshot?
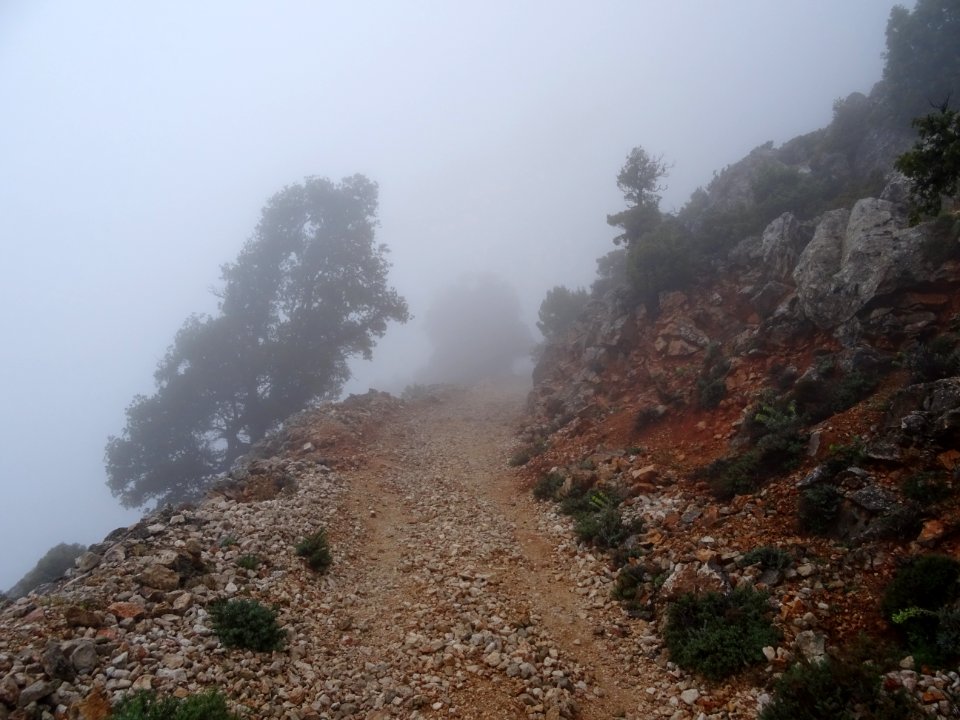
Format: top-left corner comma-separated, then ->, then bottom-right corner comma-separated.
759,655 -> 921,720
532,472 -> 564,501
612,564 -> 646,601
208,598 -> 284,652
559,484 -> 609,516
508,448 -> 532,467
236,554 -> 261,571
696,344 -> 730,409
793,366 -> 881,424
509,438 -> 546,467
537,285 -> 590,341
798,484 -> 842,536
823,440 -> 867,475
634,405 -> 664,431
740,546 -> 792,571
905,333 -> 960,383
705,396 -> 808,500
296,530 -> 332,573
664,587 -> 779,680
883,555 -> 960,666
882,555 -> 960,619
112,690 -> 240,720
626,218 -> 694,314
574,506 -> 631,549
902,471 -> 953,506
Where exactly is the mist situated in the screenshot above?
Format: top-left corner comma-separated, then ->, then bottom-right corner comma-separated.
0,1 -> 902,589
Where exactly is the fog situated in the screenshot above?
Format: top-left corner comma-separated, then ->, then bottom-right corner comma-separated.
0,1 -> 902,589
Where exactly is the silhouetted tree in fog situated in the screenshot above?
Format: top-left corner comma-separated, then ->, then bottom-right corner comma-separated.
106,175 -> 409,508
418,274 -> 532,384
537,286 -> 589,341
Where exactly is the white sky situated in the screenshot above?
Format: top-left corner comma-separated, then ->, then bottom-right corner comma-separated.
0,0 -> 903,589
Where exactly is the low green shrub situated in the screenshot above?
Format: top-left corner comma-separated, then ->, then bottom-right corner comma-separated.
905,333 -> 960,383
296,530 -> 332,573
798,484 -> 842,535
574,506 -> 630,549
611,564 -> 646,601
508,448 -> 532,467
208,598 -> 284,652
902,471 -> 953,506
236,554 -> 261,571
559,484 -> 610,516
740,546 -> 792,571
664,587 -> 779,680
759,655 -> 921,720
112,690 -> 240,720
532,472 -> 564,501
705,397 -> 806,500
697,345 -> 730,409
883,555 -> 960,666
823,440 -> 867,475
634,405 -> 663,431
882,555 -> 960,619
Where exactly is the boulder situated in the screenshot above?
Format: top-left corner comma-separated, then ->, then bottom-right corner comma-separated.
760,212 -> 809,281
793,208 -> 848,327
750,281 -> 792,319
138,564 -> 180,592
17,679 -> 56,708
74,552 -> 101,573
63,606 -> 102,629
794,200 -> 937,332
41,640 -> 74,681
69,641 -> 99,675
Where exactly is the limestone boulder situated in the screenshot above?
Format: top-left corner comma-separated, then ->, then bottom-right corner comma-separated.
794,199 -> 937,331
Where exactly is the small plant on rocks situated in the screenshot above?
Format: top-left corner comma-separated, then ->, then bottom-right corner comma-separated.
296,529 -> 332,573
236,554 -> 261,571
664,587 -> 779,680
798,484 -> 842,536
112,690 -> 240,720
571,492 -> 640,549
208,598 -> 284,652
611,563 -> 645,602
532,472 -> 564,501
740,546 -> 792,571
901,470 -> 953,506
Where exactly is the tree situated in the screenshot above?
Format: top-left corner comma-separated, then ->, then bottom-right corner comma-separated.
883,0 -> 960,123
626,217 -> 694,316
7,542 -> 86,599
606,147 -> 669,246
895,105 -> 960,220
106,175 -> 409,508
537,286 -> 590,341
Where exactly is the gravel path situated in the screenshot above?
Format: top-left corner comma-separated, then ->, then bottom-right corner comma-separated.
331,382 -> 667,720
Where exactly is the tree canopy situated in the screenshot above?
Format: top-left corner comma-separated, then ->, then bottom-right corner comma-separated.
106,175 -> 409,508
606,147 -> 669,246
895,105 -> 960,219
883,0 -> 960,123
537,286 -> 590,342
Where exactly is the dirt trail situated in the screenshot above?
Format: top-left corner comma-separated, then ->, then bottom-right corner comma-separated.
334,381 -> 663,719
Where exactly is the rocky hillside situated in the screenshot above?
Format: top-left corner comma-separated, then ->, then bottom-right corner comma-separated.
522,170 -> 960,716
